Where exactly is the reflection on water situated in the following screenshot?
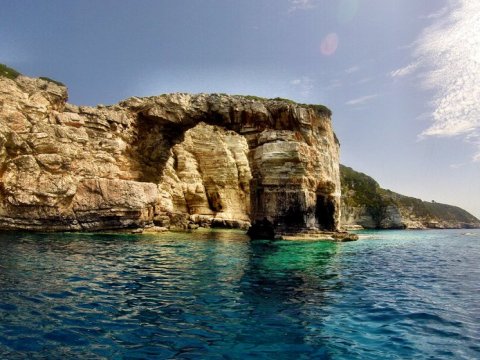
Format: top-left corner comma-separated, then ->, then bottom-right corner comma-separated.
0,229 -> 479,359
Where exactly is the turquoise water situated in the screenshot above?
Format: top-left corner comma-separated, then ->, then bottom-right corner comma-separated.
0,229 -> 479,359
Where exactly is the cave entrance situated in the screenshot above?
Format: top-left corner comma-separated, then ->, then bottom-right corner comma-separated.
315,194 -> 335,231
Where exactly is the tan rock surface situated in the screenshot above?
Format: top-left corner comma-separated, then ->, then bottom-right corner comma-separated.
0,75 -> 341,237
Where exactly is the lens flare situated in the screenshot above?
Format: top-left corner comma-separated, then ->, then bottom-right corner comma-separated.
320,33 -> 339,56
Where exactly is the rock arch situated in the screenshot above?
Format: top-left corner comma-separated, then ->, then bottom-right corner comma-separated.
0,74 -> 341,238
127,93 -> 341,237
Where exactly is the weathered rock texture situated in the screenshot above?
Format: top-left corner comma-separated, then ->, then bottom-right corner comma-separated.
340,165 -> 480,229
0,74 -> 341,237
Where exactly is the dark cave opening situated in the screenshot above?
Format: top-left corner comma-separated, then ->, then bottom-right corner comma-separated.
315,194 -> 335,231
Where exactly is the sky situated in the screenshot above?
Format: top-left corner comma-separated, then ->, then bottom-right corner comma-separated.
1,0 -> 479,218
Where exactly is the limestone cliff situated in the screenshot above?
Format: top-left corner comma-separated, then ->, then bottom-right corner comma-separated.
0,70 -> 342,238
340,165 -> 480,229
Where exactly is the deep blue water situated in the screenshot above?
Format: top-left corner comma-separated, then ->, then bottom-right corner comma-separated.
0,229 -> 479,359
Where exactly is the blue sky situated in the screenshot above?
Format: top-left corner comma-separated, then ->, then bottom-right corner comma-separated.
1,0 -> 479,217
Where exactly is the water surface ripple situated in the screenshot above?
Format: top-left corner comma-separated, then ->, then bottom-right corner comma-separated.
0,229 -> 479,359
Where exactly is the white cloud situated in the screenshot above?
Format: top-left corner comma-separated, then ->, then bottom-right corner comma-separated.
345,94 -> 378,106
409,0 -> 480,161
420,6 -> 449,20
290,76 -> 314,97
289,0 -> 316,12
390,62 -> 418,78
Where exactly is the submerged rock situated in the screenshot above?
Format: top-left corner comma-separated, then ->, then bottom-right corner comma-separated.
280,231 -> 359,242
0,74 -> 343,238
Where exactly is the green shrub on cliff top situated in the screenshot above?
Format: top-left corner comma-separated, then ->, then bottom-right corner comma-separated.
341,164 -> 480,225
340,165 -> 382,206
271,97 -> 332,117
390,190 -> 478,222
340,165 -> 392,224
1,64 -> 65,86
243,95 -> 268,101
242,96 -> 332,117
0,63 -> 21,80
39,76 -> 65,87
304,104 -> 332,117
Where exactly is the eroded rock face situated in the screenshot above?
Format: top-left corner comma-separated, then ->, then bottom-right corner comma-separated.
0,75 -> 341,237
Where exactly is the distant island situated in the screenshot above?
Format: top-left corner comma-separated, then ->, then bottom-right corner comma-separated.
0,64 -> 478,239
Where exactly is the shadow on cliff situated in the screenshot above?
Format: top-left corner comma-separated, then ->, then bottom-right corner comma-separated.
130,114 -> 187,184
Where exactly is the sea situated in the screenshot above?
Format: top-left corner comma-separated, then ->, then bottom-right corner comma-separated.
0,229 -> 479,359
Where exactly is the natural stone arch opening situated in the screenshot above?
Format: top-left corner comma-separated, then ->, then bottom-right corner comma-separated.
133,113 -> 259,231
165,121 -> 253,230
129,94 -> 341,238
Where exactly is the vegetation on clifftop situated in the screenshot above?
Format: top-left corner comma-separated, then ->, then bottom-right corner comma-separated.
240,95 -> 332,117
0,63 -> 21,80
340,164 -> 480,227
386,190 -> 478,222
340,165 -> 392,224
270,97 -> 332,117
39,76 -> 65,87
1,64 -> 65,86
